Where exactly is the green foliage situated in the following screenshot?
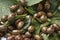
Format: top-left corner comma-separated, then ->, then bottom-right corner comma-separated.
25,7 -> 36,15
16,0 -> 42,6
52,10 -> 60,26
50,0 -> 59,12
32,18 -> 40,35
0,0 -> 16,20
0,0 -> 60,40
42,33 -> 60,40
49,33 -> 60,40
26,0 -> 42,6
42,34 -> 49,40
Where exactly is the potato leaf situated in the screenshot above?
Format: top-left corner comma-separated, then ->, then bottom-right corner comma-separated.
26,0 -> 42,6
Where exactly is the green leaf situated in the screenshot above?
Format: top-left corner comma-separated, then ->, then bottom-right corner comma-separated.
51,20 -> 60,26
32,18 -> 40,35
52,10 -> 60,26
50,0 -> 58,12
42,33 -> 60,40
42,34 -> 49,40
0,0 -> 16,20
26,0 -> 42,6
25,7 -> 35,15
53,33 -> 60,40
49,33 -> 60,40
